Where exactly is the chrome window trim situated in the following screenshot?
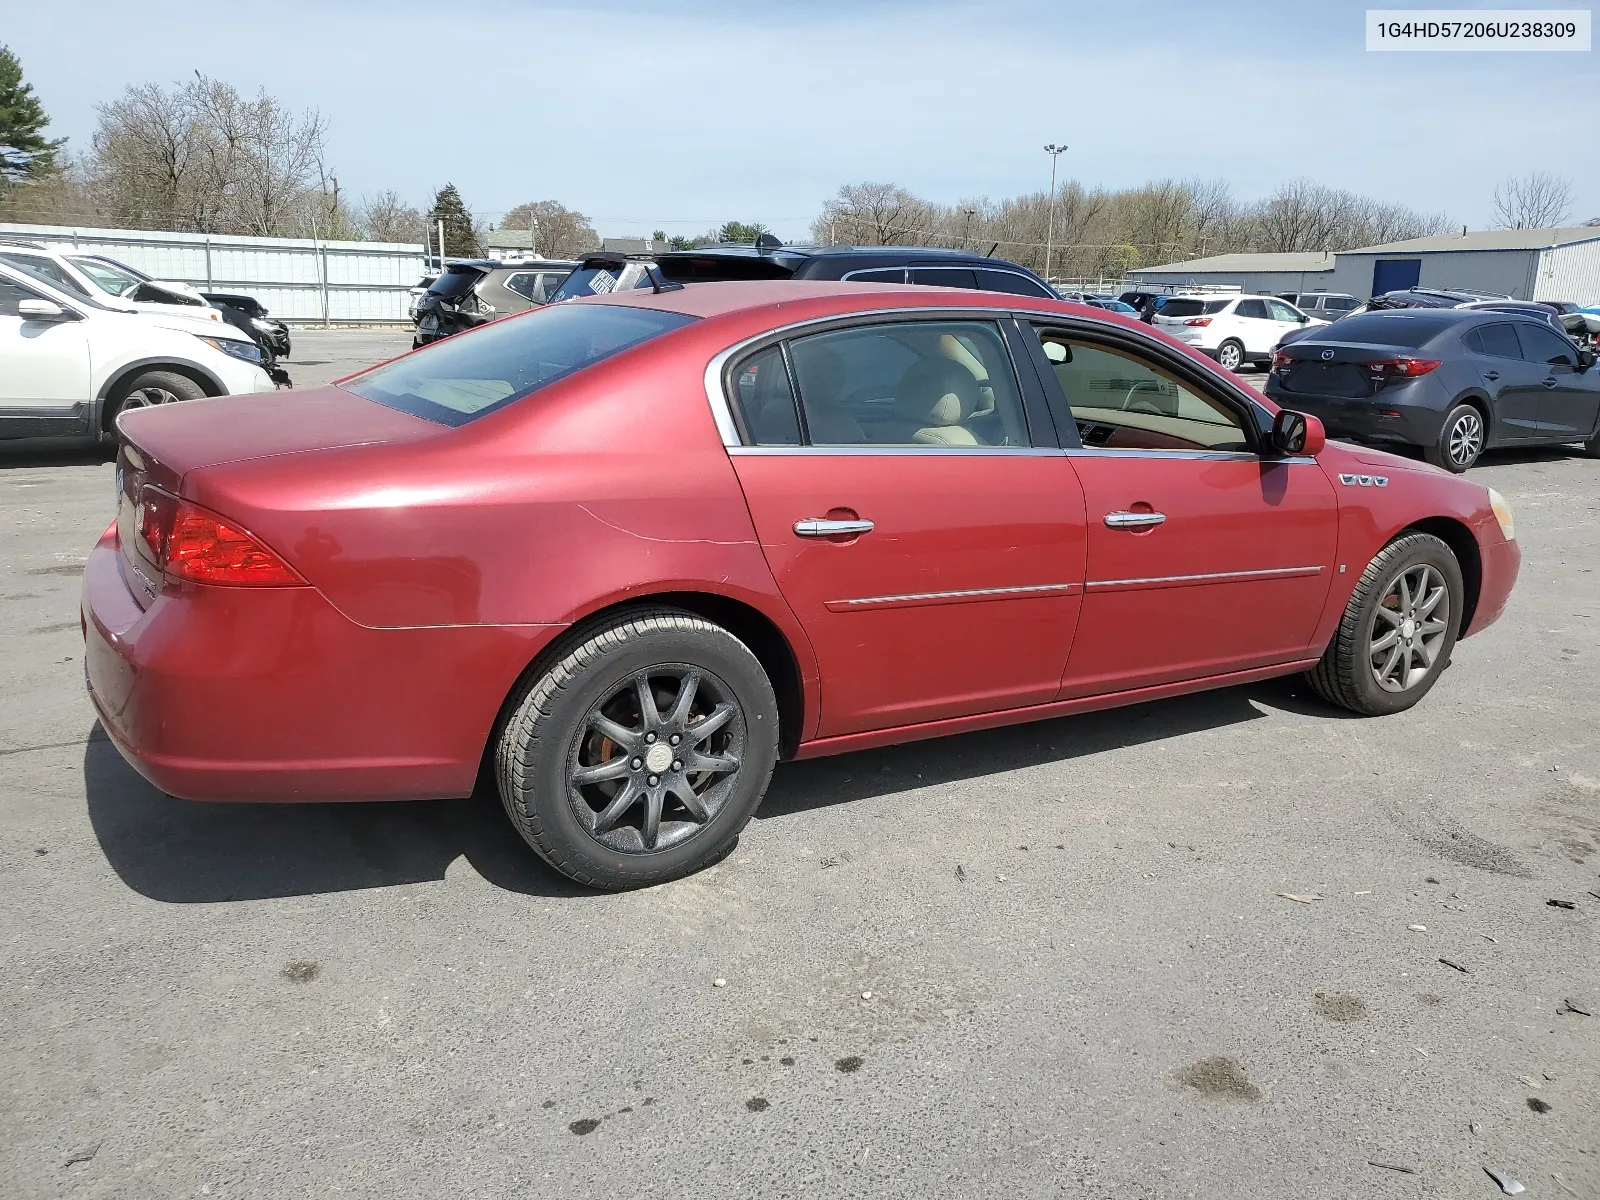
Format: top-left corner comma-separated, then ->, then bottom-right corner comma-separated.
840,267 -> 908,283
729,445 -> 1067,457
826,582 -> 1080,612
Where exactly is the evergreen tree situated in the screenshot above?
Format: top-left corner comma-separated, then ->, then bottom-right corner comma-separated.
0,45 -> 63,183
427,183 -> 479,257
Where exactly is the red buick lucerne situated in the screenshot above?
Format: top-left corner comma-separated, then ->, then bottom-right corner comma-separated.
82,281 -> 1520,889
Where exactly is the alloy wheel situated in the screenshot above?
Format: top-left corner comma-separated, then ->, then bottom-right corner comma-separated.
566,666 -> 745,854
1447,411 -> 1483,468
123,386 -> 184,409
1218,342 -> 1242,370
1369,563 -> 1450,692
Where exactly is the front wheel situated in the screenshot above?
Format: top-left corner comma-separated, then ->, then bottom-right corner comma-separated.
102,369 -> 207,438
1425,403 -> 1485,472
1216,339 -> 1245,371
495,608 -> 780,889
1304,532 -> 1463,716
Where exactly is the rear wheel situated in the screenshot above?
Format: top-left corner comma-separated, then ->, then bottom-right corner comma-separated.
495,608 -> 780,890
1424,403 -> 1485,472
1216,339 -> 1245,371
102,369 -> 207,437
1305,532 -> 1462,716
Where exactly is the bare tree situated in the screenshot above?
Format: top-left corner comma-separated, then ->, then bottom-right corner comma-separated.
1492,171 -> 1573,229
810,182 -> 942,245
88,75 -> 336,236
358,190 -> 426,242
501,199 -> 600,258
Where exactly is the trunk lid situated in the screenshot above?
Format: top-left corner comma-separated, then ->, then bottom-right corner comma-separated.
1273,341 -> 1414,399
114,386 -> 441,606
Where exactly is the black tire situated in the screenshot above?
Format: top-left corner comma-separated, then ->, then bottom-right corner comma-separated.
495,608 -> 780,890
1216,339 -> 1245,372
1424,402 -> 1485,472
1304,532 -> 1463,716
102,369 -> 208,437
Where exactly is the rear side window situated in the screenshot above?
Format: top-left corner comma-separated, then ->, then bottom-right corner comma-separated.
1301,312 -> 1455,349
503,273 -> 543,300
344,303 -> 696,426
909,267 -> 978,289
1203,299 -> 1232,315
1465,323 -> 1521,359
975,269 -> 1052,297
1158,298 -> 1207,319
1235,299 -> 1270,319
655,256 -> 793,283
1325,296 -> 1360,312
728,346 -> 801,445
1515,323 -> 1578,366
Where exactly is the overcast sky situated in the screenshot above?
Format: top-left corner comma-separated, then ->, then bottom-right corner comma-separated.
7,0 -> 1595,239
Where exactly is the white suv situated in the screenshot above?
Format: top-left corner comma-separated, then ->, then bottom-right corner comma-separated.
1154,293 -> 1325,371
0,241 -> 226,324
0,261 -> 272,441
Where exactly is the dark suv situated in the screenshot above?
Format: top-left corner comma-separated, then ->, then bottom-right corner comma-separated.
414,259 -> 579,345
547,239 -> 1057,303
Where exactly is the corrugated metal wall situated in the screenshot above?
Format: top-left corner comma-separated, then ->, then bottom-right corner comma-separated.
0,222 -> 426,324
1330,251 -> 1539,300
1534,238 -> 1600,305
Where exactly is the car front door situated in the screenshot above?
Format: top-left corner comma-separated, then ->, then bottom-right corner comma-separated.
1023,321 -> 1339,697
723,317 -> 1087,738
1267,297 -> 1311,341
0,276 -> 92,412
1230,298 -> 1274,354
1513,322 -> 1599,441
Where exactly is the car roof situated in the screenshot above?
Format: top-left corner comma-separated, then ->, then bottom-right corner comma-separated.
577,278 -> 1083,322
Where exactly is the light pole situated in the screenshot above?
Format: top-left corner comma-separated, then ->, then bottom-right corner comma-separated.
961,207 -> 978,249
1043,143 -> 1067,285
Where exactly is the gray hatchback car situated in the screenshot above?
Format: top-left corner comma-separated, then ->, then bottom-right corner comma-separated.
1265,308 -> 1600,471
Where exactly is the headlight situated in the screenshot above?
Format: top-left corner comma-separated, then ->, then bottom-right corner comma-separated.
198,335 -> 264,365
250,317 -> 275,332
1487,487 -> 1515,541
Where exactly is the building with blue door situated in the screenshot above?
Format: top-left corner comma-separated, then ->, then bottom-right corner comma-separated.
1130,225 -> 1600,304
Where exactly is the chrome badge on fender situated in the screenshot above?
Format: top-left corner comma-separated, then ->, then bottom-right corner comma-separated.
1339,473 -> 1388,487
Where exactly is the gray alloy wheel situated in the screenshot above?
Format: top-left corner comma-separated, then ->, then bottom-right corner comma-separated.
496,608 -> 780,890
1216,339 -> 1245,371
1426,403 -> 1485,472
1304,532 -> 1463,716
103,369 -> 207,436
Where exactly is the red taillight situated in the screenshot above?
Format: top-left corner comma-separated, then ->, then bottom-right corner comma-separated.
135,487 -> 304,587
1184,317 -> 1212,327
1271,350 -> 1294,370
1362,356 -> 1442,378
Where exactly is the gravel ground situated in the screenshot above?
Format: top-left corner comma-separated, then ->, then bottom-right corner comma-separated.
0,331 -> 1596,1199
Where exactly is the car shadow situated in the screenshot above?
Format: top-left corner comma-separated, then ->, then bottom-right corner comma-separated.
1476,444 -> 1591,468
0,437 -> 111,470
84,676 -> 1341,903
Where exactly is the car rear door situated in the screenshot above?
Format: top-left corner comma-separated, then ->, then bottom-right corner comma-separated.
1267,297 -> 1311,341
1462,322 -> 1543,441
1021,320 -> 1338,697
1513,322 -> 1598,441
722,315 -> 1087,738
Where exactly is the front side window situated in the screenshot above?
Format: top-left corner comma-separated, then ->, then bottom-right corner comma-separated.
0,252 -> 90,298
344,302 -> 696,426
1515,323 -> 1578,366
0,276 -> 46,317
1267,299 -> 1304,322
1032,327 -> 1250,453
748,320 -> 1032,448
975,268 -> 1051,297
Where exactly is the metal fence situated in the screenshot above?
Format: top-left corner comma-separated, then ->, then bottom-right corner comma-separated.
0,222 -> 427,325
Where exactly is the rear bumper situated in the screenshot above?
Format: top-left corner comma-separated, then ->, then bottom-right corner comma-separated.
1465,535 -> 1519,638
1266,379 -> 1443,447
81,530 -> 564,802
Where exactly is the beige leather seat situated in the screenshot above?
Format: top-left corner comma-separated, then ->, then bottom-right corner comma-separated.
790,343 -> 866,444
892,358 -> 985,446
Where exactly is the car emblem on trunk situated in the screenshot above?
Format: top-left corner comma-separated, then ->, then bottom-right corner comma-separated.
1321,349 -> 1334,360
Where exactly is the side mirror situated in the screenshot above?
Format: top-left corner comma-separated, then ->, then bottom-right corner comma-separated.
17,298 -> 72,321
1270,409 -> 1324,457
1297,314 -> 1309,324
1578,348 -> 1595,372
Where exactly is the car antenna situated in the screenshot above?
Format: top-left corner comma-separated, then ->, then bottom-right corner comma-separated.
755,232 -> 783,256
986,242 -> 1000,257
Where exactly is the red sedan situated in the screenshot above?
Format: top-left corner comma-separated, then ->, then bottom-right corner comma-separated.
82,281 -> 1520,889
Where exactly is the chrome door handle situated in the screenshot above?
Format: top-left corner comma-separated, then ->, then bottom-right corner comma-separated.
795,518 -> 874,537
1104,510 -> 1166,530
1542,377 -> 1558,388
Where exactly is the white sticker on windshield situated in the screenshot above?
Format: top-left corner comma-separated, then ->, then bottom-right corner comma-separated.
587,270 -> 618,294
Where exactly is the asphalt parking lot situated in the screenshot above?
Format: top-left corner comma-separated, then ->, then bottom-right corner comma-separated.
2,330 -> 1597,1199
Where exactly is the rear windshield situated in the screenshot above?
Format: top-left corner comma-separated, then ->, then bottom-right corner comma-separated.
344,302 -> 697,426
427,267 -> 485,300
656,255 -> 794,283
549,265 -> 640,301
1299,311 -> 1458,349
1158,298 -> 1206,318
